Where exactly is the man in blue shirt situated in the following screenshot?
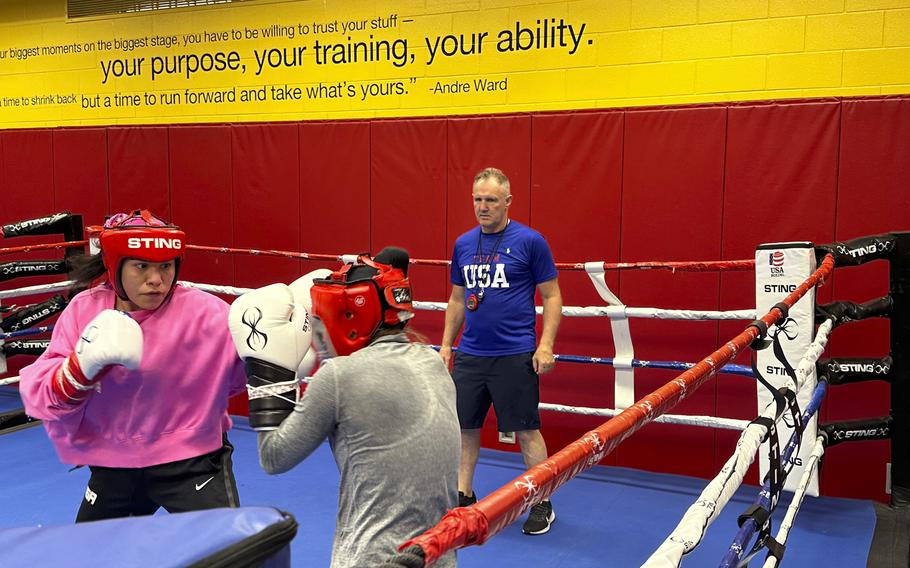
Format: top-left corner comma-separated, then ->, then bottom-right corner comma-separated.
440,167 -> 563,535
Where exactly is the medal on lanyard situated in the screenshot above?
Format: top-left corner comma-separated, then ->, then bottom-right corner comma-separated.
467,223 -> 506,312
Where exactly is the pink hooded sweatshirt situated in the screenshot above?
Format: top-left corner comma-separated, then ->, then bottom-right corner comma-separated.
19,283 -> 246,468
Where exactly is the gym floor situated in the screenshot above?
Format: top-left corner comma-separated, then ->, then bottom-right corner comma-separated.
0,402 -> 876,567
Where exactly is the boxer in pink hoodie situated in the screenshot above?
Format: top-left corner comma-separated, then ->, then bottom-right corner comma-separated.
19,210 -> 246,522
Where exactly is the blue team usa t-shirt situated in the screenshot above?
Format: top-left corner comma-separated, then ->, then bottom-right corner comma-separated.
451,220 -> 557,356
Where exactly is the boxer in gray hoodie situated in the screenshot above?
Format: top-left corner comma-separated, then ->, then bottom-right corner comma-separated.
229,247 -> 460,568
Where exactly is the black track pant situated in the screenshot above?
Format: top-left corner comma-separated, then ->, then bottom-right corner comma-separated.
76,435 -> 239,523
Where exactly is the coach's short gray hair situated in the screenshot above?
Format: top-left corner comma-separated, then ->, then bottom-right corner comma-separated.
473,167 -> 510,192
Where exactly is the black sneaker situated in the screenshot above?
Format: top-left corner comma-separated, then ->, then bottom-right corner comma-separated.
522,500 -> 555,535
458,491 -> 477,507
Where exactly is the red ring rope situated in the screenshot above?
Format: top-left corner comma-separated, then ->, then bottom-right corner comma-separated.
0,240 -> 755,273
399,254 -> 834,566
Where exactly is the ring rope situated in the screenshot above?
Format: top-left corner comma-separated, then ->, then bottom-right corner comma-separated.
415,300 -> 756,321
554,353 -> 754,377
539,403 -> 750,431
562,259 -> 756,272
0,251 -> 754,424
0,356 -> 754,432
0,383 -> 757,435
0,239 -> 756,274
0,270 -> 768,435
180,281 -> 756,321
641,318 -> 833,567
718,380 -> 829,568
0,280 -> 71,300
0,383 -> 753,431
182,243 -> 345,263
390,255 -> 834,567
0,325 -> 55,341
759,436 -> 827,568
0,241 -> 87,257
151,243 -> 761,272
177,281 -> 255,298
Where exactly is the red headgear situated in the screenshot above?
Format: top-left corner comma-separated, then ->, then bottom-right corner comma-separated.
97,210 -> 185,300
309,250 -> 413,357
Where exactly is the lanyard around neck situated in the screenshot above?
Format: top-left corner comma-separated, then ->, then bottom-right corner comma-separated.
475,222 -> 509,263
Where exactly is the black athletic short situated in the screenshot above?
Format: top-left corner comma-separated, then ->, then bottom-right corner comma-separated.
452,351 -> 541,432
76,434 -> 239,523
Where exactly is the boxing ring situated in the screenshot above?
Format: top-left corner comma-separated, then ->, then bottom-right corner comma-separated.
0,212 -> 906,567
0,415 -> 875,567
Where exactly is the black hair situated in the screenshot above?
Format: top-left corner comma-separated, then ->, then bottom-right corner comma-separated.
374,246 -> 409,274
66,253 -> 106,300
346,247 -> 410,282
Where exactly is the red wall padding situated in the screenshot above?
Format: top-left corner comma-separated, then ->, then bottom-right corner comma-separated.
298,121 -> 370,263
0,130 -> 58,378
1,130 -> 56,230
823,98 -> 910,501
53,128 -> 109,223
0,131 -> 56,259
372,119 -> 449,342
1,130 -> 58,271
530,111 -> 625,465
169,124 -> 246,415
170,125 -> 234,286
446,115 -> 532,240
108,127 -> 170,217
618,106 -> 727,478
1,95 -> 908,502
717,101 -> 842,485
231,124 -> 301,289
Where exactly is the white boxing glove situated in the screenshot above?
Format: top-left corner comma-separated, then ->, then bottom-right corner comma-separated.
297,349 -> 318,380
289,269 -> 332,313
289,269 -> 331,379
53,310 -> 143,404
229,282 -> 313,430
229,283 -> 311,370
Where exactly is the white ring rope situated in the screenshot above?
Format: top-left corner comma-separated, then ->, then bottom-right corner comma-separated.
182,282 -> 753,415
178,281 -> 254,298
0,280 -> 759,427
641,318 -> 834,568
0,381 -> 754,433
539,403 -> 749,431
180,281 -> 756,320
414,300 -> 755,320
788,319 -> 834,393
0,281 -> 756,325
0,280 -> 72,300
182,282 -> 752,416
760,435 -> 826,568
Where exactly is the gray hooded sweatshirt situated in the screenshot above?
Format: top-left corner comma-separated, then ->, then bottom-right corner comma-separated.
258,334 -> 460,568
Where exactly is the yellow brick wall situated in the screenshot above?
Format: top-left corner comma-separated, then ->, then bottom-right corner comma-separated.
0,0 -> 908,127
